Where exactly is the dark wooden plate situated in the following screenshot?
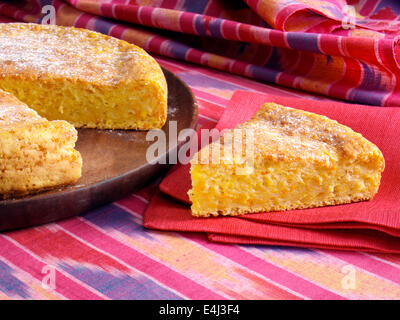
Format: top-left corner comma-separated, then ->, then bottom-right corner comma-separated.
0,67 -> 198,232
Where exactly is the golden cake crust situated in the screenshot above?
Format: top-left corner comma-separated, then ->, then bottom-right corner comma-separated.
189,103 -> 385,217
196,103 -> 384,169
0,23 -> 161,85
238,103 -> 384,167
0,23 -> 167,130
0,90 -> 44,127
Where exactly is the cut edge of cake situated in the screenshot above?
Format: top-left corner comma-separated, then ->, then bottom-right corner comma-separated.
188,102 -> 385,217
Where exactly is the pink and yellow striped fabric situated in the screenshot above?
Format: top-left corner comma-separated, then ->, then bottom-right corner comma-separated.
1,55 -> 400,300
1,0 -> 400,106
0,0 -> 400,300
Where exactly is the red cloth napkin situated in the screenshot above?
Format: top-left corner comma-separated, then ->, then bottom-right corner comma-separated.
144,91 -> 400,252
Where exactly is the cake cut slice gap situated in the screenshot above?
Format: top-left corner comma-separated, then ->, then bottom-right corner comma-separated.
0,90 -> 82,199
188,102 -> 385,217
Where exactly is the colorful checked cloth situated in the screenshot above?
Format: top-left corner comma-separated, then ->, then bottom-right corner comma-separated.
1,0 -> 400,106
0,0 -> 400,300
0,56 -> 400,300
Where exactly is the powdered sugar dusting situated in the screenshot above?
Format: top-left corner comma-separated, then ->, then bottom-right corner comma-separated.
0,23 -> 144,85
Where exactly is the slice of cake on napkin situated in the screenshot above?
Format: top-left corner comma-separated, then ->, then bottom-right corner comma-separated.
0,90 -> 82,199
188,102 -> 385,217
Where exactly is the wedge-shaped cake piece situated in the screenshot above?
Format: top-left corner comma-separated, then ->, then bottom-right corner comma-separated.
0,23 -> 167,130
189,103 -> 385,217
0,90 -> 82,199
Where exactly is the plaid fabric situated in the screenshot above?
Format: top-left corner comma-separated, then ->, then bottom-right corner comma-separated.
0,55 -> 399,300
0,0 -> 400,300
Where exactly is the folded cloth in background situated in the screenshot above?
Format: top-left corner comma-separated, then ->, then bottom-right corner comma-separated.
1,0 -> 400,107
144,90 -> 400,253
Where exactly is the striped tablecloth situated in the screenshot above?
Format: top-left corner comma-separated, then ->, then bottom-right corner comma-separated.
1,56 -> 400,300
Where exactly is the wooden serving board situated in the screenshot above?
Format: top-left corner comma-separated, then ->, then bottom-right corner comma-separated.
0,67 -> 198,231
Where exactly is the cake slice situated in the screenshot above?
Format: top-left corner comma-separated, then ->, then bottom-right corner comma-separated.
0,90 -> 82,199
188,103 -> 385,217
0,23 -> 167,130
